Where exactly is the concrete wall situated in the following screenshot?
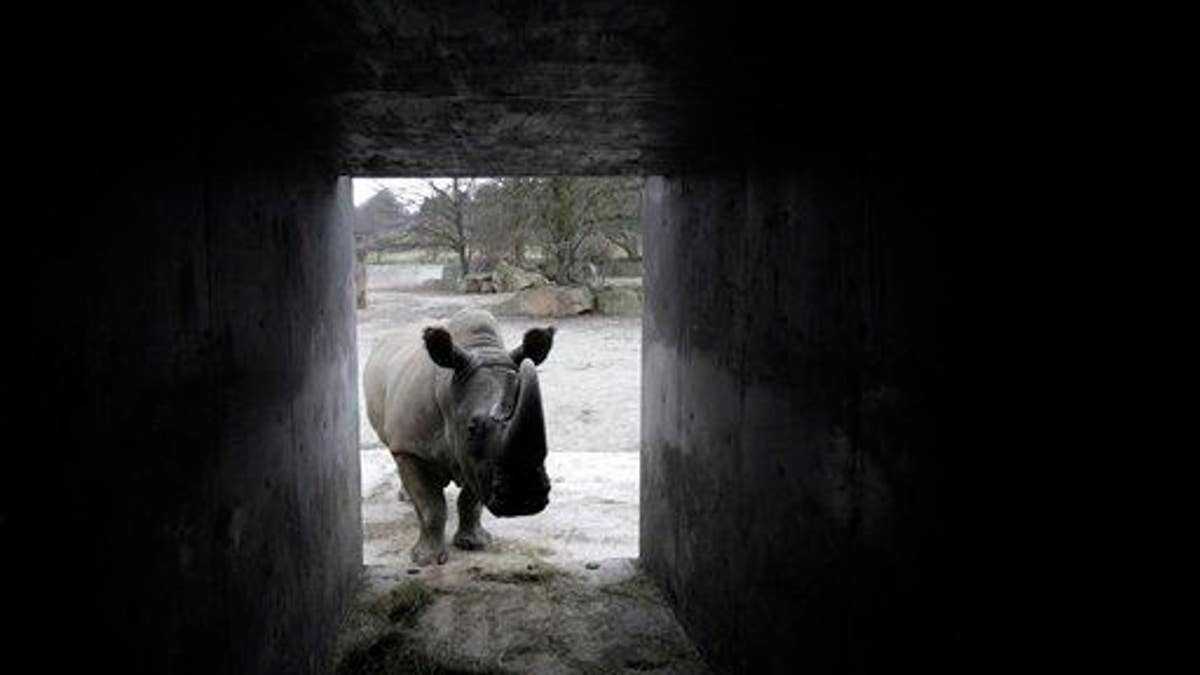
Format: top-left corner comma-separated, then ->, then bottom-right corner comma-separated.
641,164 -> 1056,671
6,157 -> 362,673
1,3 -> 1067,671
3,5 -> 365,670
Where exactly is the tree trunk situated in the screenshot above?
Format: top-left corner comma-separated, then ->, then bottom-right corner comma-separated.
560,244 -> 575,284
453,178 -> 470,276
512,234 -> 526,267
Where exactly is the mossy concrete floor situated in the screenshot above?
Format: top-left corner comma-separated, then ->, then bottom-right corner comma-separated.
334,558 -> 710,674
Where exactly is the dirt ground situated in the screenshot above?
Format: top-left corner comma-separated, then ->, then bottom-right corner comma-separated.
335,561 -> 708,675
340,266 -> 707,674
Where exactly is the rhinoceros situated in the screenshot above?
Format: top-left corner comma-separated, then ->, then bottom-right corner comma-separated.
363,308 -> 555,565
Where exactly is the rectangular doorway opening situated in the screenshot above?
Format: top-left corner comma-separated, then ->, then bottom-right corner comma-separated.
351,176 -> 644,570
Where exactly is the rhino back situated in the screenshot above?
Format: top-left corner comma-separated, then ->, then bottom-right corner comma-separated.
363,322 -> 447,457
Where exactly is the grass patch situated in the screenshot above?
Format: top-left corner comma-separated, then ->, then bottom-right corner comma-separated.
372,581 -> 435,627
338,580 -> 514,674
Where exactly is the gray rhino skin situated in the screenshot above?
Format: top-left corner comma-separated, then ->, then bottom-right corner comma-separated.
364,308 -> 555,565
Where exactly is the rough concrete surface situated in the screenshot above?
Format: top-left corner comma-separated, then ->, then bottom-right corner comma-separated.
335,562 -> 709,675
14,3 -> 1063,672
340,266 -> 701,673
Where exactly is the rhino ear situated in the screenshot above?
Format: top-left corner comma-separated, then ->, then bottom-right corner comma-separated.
510,326 -> 555,365
423,326 -> 471,371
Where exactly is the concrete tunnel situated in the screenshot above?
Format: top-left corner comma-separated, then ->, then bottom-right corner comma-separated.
4,2 -> 1067,672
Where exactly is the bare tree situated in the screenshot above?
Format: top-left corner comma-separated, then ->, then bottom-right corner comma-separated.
472,177 -> 543,268
527,177 -> 641,284
596,178 -> 643,261
404,178 -> 477,276
389,176 -> 641,284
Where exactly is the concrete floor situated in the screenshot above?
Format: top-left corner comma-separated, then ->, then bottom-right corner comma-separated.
335,560 -> 709,674
339,265 -> 708,674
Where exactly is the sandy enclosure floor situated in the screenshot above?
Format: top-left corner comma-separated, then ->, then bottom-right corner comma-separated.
356,265 -> 642,565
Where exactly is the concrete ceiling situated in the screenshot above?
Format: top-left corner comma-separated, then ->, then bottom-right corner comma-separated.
322,2 -> 977,176
328,1 -> 693,176
31,1 -> 1041,178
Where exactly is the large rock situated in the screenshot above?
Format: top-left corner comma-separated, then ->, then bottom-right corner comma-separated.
458,273 -> 497,294
496,286 -> 595,317
594,285 -> 643,316
493,262 -> 549,292
458,264 -> 548,294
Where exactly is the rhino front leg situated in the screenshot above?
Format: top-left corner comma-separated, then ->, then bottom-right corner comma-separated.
453,488 -> 492,550
394,454 -> 448,565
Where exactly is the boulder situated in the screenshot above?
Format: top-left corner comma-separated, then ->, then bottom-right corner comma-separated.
495,286 -> 595,318
458,273 -> 493,294
594,285 -> 643,316
493,262 -> 549,292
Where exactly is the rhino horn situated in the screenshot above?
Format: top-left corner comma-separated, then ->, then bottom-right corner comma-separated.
503,359 -> 547,463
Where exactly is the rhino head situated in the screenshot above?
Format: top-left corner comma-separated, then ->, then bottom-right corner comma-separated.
423,324 -> 555,517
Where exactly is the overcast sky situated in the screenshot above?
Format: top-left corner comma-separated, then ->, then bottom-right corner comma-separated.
351,178 -> 451,209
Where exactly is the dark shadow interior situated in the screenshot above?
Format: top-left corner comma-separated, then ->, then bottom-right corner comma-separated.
5,3 -> 1071,673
